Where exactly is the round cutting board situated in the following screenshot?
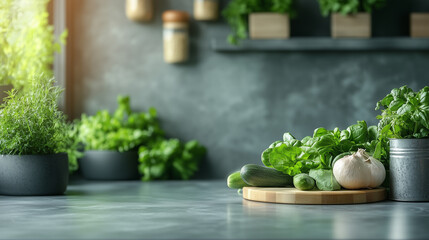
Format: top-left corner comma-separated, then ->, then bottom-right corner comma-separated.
242,187 -> 386,205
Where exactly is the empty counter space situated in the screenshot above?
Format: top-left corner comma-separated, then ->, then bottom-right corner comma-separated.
0,180 -> 428,239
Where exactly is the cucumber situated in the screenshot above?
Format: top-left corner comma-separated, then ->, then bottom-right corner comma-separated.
293,173 -> 315,190
240,164 -> 293,187
227,171 -> 251,189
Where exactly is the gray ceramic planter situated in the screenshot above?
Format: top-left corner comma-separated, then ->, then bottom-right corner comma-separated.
0,154 -> 69,196
79,150 -> 140,180
390,138 -> 429,201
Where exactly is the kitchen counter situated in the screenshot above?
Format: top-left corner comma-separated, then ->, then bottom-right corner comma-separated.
0,180 -> 428,239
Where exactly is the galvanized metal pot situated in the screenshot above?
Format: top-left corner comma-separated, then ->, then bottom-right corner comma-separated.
0,154 -> 69,196
390,138 -> 429,201
79,150 -> 140,180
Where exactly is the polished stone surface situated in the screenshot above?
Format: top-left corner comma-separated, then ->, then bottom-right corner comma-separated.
0,180 -> 429,239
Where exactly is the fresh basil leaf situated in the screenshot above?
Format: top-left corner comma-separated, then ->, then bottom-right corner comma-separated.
309,169 -> 341,191
368,125 -> 378,141
313,127 -> 329,138
347,120 -> 368,144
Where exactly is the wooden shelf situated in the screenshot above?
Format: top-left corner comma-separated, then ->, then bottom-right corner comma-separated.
211,37 -> 429,52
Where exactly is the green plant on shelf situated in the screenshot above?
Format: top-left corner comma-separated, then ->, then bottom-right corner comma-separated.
317,0 -> 386,17
0,0 -> 67,90
223,0 -> 296,45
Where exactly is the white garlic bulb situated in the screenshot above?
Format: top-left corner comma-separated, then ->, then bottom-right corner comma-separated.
333,149 -> 386,190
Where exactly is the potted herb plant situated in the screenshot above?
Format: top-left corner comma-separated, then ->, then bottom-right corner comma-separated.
317,0 -> 385,38
375,86 -> 429,201
0,76 -> 70,196
222,0 -> 296,45
0,0 -> 67,98
76,96 -> 163,180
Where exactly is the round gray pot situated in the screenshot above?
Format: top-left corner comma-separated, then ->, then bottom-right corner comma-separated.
79,150 -> 140,180
0,154 -> 69,196
390,138 -> 429,201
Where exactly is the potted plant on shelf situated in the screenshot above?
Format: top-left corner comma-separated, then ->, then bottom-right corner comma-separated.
0,76 -> 71,196
317,0 -> 385,38
222,0 -> 296,45
410,13 -> 429,38
76,96 -> 164,180
375,86 -> 429,201
0,0 -> 67,99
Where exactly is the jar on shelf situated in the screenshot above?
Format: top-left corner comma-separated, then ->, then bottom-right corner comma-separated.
193,0 -> 218,21
125,0 -> 154,22
163,11 -> 190,64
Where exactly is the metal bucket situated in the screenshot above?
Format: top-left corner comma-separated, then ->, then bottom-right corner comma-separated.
390,138 -> 429,201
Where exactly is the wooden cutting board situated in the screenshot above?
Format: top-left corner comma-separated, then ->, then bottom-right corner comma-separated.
243,187 -> 386,205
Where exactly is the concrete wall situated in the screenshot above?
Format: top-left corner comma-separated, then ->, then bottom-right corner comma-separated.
67,0 -> 429,179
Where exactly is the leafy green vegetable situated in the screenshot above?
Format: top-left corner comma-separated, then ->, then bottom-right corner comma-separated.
138,139 -> 206,181
262,120 -> 387,177
376,86 -> 429,139
222,0 -> 296,45
374,85 -> 429,169
77,96 -> 163,152
0,76 -> 71,155
0,0 -> 67,90
317,0 -> 386,16
309,169 -> 341,191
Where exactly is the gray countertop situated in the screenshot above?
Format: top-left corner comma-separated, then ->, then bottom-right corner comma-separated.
0,180 -> 428,239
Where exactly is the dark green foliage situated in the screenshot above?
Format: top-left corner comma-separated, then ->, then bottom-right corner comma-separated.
317,0 -> 386,16
77,96 -> 163,152
262,120 -> 387,176
0,76 -> 70,155
222,0 -> 296,45
138,139 -> 206,181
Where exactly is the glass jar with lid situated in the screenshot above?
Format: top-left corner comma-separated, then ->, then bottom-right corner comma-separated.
163,11 -> 190,63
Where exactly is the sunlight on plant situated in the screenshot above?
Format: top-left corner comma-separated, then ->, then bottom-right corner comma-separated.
0,0 -> 67,90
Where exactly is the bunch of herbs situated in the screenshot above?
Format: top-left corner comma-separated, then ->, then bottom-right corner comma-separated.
376,85 -> 429,139
317,0 -> 386,16
0,76 -> 70,155
77,96 -> 163,152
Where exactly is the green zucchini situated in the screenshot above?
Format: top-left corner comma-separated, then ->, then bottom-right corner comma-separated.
293,173 -> 315,190
240,164 -> 293,187
227,171 -> 251,189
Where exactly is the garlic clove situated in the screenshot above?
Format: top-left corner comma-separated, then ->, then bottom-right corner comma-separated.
365,156 -> 386,188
